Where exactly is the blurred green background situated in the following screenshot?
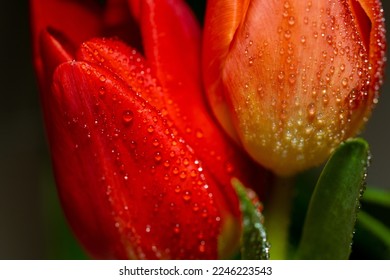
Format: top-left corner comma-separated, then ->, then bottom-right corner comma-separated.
0,1 -> 389,259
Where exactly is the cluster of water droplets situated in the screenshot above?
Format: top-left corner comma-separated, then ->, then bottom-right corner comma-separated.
66,44 -> 227,258
233,0 -> 383,173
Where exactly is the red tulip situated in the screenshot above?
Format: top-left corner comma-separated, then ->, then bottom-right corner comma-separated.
31,0 -> 268,259
202,0 -> 386,176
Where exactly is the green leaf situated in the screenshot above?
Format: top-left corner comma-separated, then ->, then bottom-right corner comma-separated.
361,187 -> 390,208
233,178 -> 270,260
295,138 -> 370,260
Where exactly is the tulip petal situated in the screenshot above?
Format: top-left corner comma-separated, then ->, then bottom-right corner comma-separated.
348,0 -> 386,112
76,37 -> 270,211
205,0 -> 386,175
131,0 -> 238,165
39,29 -> 75,83
132,0 -> 201,93
49,60 -> 240,259
203,0 -> 251,140
30,0 -> 103,65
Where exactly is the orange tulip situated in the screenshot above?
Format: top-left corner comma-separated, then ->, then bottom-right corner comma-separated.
203,0 -> 386,176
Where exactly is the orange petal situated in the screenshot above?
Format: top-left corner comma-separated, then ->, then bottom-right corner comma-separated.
204,0 -> 386,175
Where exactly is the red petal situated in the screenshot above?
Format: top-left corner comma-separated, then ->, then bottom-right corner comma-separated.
39,29 -> 74,82
101,0 -> 143,50
135,0 -> 201,94
77,37 -> 270,213
30,0 -> 103,62
50,61 -> 238,259
128,1 -> 268,196
30,0 -> 103,106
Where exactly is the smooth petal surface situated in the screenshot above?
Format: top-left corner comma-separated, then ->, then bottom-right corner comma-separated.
203,0 -> 386,176
49,61 -> 239,259
31,0 -> 103,87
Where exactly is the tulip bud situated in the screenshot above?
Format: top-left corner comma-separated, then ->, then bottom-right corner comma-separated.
203,0 -> 386,176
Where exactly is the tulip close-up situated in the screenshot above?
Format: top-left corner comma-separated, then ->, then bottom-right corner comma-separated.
2,0 -> 390,261
203,0 -> 386,176
29,0 -> 275,259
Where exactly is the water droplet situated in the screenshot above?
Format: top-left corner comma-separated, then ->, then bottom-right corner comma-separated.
122,110 -> 134,125
183,158 -> 190,166
99,75 -> 106,82
147,126 -> 154,133
190,170 -> 197,178
173,224 -> 180,234
179,171 -> 187,180
342,78 -> 348,88
307,103 -> 316,117
154,152 -> 162,162
163,160 -> 170,168
195,129 -> 203,139
288,16 -> 295,26
225,162 -> 234,173
192,203 -> 199,212
182,191 -> 191,202
172,167 -> 179,175
288,74 -> 296,84
175,185 -> 181,193
284,30 -> 292,39
198,242 -> 206,253
152,139 -> 159,147
98,87 -> 105,97
323,94 -> 329,105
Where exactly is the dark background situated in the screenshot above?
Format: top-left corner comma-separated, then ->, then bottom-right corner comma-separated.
0,1 -> 389,259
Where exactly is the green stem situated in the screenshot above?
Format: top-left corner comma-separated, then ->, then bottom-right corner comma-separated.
263,176 -> 295,260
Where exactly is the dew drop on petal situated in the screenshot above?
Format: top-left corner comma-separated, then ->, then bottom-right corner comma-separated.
183,158 -> 190,166
179,171 -> 187,180
288,16 -> 295,26
175,185 -> 181,193
182,191 -> 191,202
198,242 -> 206,253
122,110 -> 134,125
147,126 -> 154,133
99,75 -> 106,82
154,152 -> 162,162
195,129 -> 204,139
173,224 -> 180,234
307,103 -> 316,117
98,87 -> 105,97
